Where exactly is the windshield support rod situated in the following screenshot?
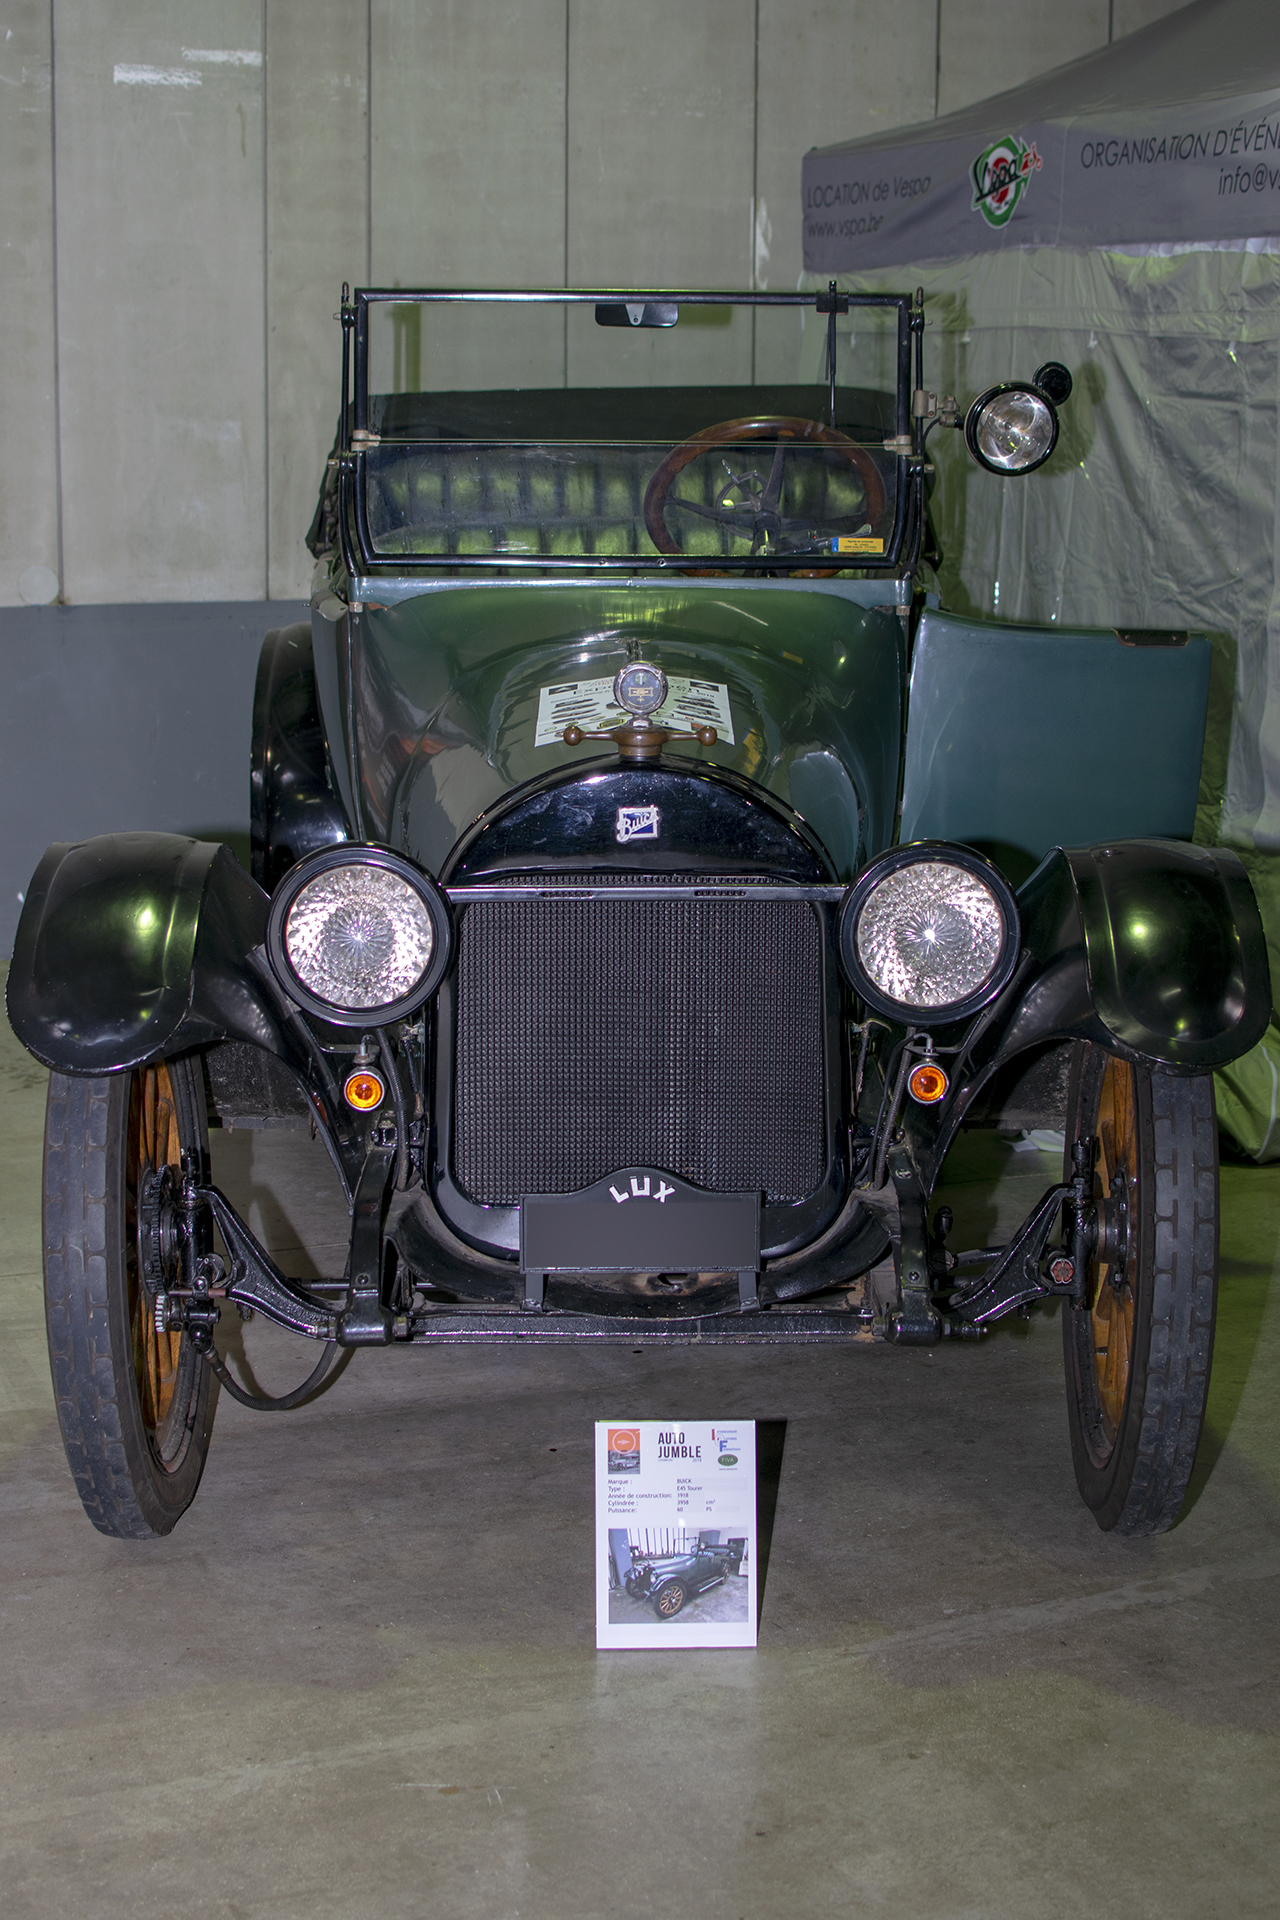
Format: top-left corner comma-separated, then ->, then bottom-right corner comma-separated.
339,283 -> 354,452
816,280 -> 849,428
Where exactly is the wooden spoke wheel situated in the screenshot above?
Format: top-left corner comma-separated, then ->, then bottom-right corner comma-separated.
1085,1054 -> 1137,1436
652,1578 -> 688,1619
1062,1044 -> 1218,1536
642,415 -> 888,576
43,1057 -> 217,1538
132,1068 -> 188,1441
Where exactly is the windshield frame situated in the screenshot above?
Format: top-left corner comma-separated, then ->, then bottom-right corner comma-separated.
339,287 -> 922,578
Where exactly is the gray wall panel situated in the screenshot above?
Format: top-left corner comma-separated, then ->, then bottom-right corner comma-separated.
754,0 -> 936,379
54,5 -> 267,602
567,0 -> 755,288
0,4 -> 59,608
756,0 -> 937,291
1112,0 -> 1191,34
370,0 -> 567,286
266,3 -> 370,602
1,601 -> 307,956
937,0 -> 1109,117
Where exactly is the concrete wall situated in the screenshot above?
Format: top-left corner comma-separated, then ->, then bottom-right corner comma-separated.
0,602 -> 308,954
4,0 -> 1190,610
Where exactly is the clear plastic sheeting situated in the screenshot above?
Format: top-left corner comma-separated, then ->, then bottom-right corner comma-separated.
1216,849 -> 1280,1158
801,0 -> 1280,1124
810,244 -> 1280,1133
817,244 -> 1280,858
1216,1020 -> 1280,1160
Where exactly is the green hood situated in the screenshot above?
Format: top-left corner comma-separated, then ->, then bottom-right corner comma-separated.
315,579 -> 904,880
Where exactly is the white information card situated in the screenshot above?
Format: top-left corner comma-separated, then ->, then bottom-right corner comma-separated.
595,1421 -> 757,1649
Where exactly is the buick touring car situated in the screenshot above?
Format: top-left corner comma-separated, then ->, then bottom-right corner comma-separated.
7,284 -> 1270,1543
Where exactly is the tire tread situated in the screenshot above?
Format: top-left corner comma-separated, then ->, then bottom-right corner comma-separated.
1115,1071 -> 1217,1535
42,1068 -> 213,1539
1065,1055 -> 1218,1538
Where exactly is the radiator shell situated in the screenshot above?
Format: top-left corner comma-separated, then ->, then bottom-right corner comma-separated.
431,879 -> 846,1260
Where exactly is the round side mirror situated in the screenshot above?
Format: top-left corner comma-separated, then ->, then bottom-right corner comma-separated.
1033,361 -> 1073,406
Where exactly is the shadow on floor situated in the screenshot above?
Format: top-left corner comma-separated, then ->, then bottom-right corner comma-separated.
755,1418 -> 787,1621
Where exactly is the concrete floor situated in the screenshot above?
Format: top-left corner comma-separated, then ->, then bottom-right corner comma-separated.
2,991 -> 1278,1919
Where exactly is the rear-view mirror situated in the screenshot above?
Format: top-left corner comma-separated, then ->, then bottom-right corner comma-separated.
595,302 -> 679,329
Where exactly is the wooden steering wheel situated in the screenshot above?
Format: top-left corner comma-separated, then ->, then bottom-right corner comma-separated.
642,415 -> 888,573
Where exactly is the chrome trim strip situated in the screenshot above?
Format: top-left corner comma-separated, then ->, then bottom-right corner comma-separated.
445,883 -> 847,904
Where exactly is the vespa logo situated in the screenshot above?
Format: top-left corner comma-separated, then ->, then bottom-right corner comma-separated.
971,133 -> 1043,228
616,804 -> 660,843
610,1173 -> 675,1204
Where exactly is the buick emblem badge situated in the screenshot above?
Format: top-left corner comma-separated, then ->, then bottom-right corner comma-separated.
615,804 -> 660,844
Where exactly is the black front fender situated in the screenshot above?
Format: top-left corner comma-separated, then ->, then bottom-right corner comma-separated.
1029,839 -> 1270,1071
960,839 -> 1270,1083
251,623 -> 349,893
918,838 -> 1270,1182
7,833 -> 281,1074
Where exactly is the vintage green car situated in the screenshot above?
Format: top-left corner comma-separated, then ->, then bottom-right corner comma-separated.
626,1538 -> 746,1620
6,286 -> 1271,1544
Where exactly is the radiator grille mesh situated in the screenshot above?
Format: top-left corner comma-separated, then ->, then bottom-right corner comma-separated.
450,893 -> 826,1205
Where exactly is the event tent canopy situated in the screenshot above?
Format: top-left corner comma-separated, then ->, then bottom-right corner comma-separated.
803,0 -> 1280,273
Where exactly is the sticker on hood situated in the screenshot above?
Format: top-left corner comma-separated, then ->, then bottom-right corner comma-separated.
535,675 -> 735,747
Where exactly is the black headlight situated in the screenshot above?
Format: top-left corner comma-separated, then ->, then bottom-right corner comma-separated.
838,844 -> 1020,1025
964,382 -> 1059,475
266,846 -> 453,1026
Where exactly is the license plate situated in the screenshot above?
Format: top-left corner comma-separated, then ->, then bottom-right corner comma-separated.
521,1169 -> 760,1274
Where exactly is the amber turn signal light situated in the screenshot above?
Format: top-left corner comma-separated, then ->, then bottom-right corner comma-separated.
343,1069 -> 386,1111
907,1062 -> 949,1104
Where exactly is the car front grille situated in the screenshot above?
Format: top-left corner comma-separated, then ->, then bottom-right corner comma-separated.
449,886 -> 827,1207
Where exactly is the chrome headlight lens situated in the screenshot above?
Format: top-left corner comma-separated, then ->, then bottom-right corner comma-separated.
838,846 -> 1019,1025
266,848 -> 453,1025
964,383 -> 1058,475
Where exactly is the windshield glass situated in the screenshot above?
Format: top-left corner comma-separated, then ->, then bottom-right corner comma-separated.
351,292 -> 911,572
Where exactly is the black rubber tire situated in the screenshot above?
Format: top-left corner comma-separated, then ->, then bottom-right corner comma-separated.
652,1579 -> 688,1620
43,1059 -> 217,1538
1062,1043 -> 1218,1537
